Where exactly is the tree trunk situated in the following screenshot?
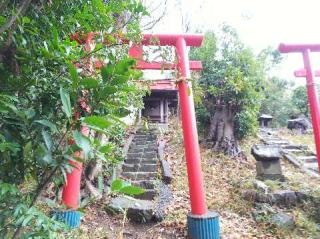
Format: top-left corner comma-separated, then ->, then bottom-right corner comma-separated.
207,105 -> 244,159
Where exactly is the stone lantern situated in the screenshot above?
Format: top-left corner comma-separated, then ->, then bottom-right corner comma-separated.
251,144 -> 285,181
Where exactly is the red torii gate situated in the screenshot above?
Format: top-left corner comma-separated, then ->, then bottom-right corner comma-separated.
59,34 -> 220,238
279,43 -> 320,173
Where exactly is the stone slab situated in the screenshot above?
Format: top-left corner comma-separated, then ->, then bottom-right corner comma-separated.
125,158 -> 141,164
271,213 -> 295,229
131,180 -> 157,189
107,196 -> 155,223
297,156 -> 318,163
161,160 -> 172,184
134,189 -> 157,200
252,144 -> 281,161
122,163 -> 158,173
282,144 -> 308,150
122,172 -> 158,180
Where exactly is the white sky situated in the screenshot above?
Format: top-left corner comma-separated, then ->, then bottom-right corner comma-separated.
144,0 -> 320,86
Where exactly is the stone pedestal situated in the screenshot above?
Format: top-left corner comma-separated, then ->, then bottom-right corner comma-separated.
251,144 -> 285,181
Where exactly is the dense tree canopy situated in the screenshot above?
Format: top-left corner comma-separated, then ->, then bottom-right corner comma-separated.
191,25 -> 265,156
291,85 -> 309,117
191,25 -> 273,157
260,77 -> 294,127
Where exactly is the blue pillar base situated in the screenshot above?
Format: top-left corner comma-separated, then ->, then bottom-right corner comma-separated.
52,210 -> 81,229
187,211 -> 220,239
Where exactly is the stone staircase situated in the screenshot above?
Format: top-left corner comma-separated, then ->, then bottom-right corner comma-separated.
122,128 -> 159,200
258,129 -> 319,177
107,127 -> 173,223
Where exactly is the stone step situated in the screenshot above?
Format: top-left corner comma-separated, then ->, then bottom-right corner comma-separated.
132,140 -> 156,146
135,134 -> 156,138
304,162 -> 319,170
265,140 -> 289,145
134,136 -> 157,140
142,159 -> 158,164
283,149 -> 305,154
134,189 -> 157,200
131,142 -> 157,146
134,135 -> 156,139
137,129 -> 157,133
297,156 -> 318,163
263,137 -> 282,141
143,148 -> 158,153
122,172 -> 158,180
282,149 -> 316,157
130,144 -> 146,148
282,144 -> 308,150
128,146 -> 145,151
125,158 -> 158,164
127,152 -> 143,159
125,158 -> 141,164
132,180 -> 157,189
133,140 -> 148,145
128,149 -> 144,154
107,196 -> 155,223
122,163 -> 158,172
142,152 -> 158,159
128,147 -> 157,153
304,163 -> 319,174
132,142 -> 155,146
134,135 -> 148,139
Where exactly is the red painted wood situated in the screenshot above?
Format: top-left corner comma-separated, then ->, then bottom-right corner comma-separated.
176,36 -> 207,215
302,50 -> 320,173
61,153 -> 83,210
142,34 -> 203,46
134,60 -> 202,70
279,43 -> 320,53
279,43 -> 320,173
294,69 -> 320,77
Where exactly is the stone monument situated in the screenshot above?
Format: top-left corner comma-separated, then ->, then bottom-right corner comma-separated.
251,144 -> 285,181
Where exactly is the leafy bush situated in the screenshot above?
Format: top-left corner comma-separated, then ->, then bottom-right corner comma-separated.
0,0 -> 147,237
0,183 -> 67,238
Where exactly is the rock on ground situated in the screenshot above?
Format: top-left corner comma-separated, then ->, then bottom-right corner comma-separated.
271,212 -> 295,229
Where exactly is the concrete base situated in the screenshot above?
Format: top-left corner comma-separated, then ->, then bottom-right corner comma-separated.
187,211 -> 220,239
52,210 -> 81,228
256,160 -> 285,181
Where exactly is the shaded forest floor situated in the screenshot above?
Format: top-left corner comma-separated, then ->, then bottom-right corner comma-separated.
70,122 -> 320,239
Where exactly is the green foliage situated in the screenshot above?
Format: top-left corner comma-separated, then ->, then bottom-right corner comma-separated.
59,86 -> 72,119
111,179 -> 144,195
292,86 -> 309,117
191,25 -> 271,138
260,77 -> 295,127
0,183 -> 67,238
0,0 -> 147,237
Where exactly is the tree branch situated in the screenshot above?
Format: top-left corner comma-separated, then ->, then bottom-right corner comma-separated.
0,0 -> 33,35
141,0 -> 167,31
0,0 -> 10,15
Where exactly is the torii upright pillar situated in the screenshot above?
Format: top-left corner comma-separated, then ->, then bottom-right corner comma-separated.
131,34 -> 220,239
279,43 -> 320,173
